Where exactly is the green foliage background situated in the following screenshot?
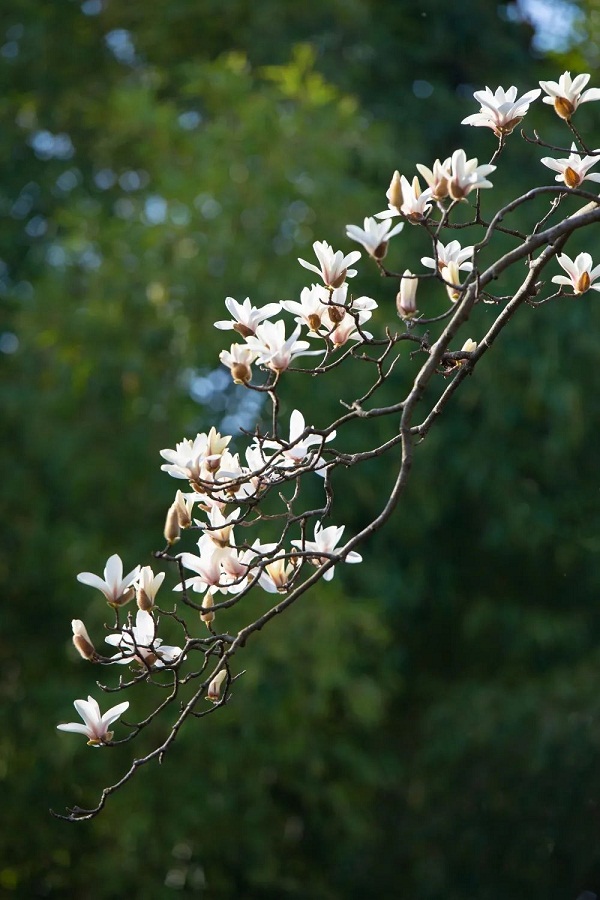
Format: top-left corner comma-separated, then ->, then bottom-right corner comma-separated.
3,0 -> 600,897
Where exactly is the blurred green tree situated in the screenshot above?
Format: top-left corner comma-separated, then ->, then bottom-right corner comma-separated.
4,1 -> 600,898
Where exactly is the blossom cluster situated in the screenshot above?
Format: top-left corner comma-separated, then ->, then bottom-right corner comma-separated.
57,69 -> 600,768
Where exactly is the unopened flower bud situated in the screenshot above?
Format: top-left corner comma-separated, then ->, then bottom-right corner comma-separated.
71,619 -> 97,661
442,261 -> 462,302
174,490 -> 192,529
164,503 -> 181,546
201,592 -> 215,628
461,338 -> 477,353
386,170 -> 404,210
207,669 -> 227,703
397,270 -> 418,318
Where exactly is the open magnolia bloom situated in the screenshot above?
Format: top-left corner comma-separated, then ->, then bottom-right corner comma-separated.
345,216 -> 404,259
251,542 -> 297,594
540,71 -> 600,120
540,143 -> 600,189
443,149 -> 496,200
244,320 -> 313,373
551,252 -> 600,294
77,554 -> 140,607
219,343 -> 257,384
421,239 -> 474,273
105,610 -> 182,667
415,157 -> 451,202
213,296 -> 281,338
298,240 -> 361,289
291,522 -> 362,581
257,409 -> 336,477
135,565 -> 165,611
280,284 -> 334,336
176,534 -> 244,596
461,85 -> 541,136
160,428 -> 232,483
377,174 -> 433,222
57,696 -> 130,746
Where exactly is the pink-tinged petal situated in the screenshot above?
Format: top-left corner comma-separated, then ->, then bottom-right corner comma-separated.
57,723 -> 92,735
74,695 -> 101,723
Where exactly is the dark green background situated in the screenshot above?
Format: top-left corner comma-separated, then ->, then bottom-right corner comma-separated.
3,0 -> 600,896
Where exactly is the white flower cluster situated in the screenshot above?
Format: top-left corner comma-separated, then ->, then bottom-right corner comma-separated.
58,70 -> 600,753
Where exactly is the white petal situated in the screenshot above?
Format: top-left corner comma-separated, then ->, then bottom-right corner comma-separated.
101,701 -> 130,729
104,554 -> 123,587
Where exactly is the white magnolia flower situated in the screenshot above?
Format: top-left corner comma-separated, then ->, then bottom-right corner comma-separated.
327,311 -> 373,348
280,284 -> 332,335
386,170 -> 403,209
397,270 -> 418,318
219,343 -> 257,384
421,240 -> 473,273
377,175 -> 433,222
461,338 -> 478,353
257,552 -> 297,594
176,534 -> 236,595
415,157 -> 451,201
444,149 -> 496,200
105,609 -> 182,667
540,71 -> 600,120
298,240 -> 361,289
291,522 -> 362,581
160,429 -> 231,482
441,261 -> 463,302
200,505 -> 241,547
462,85 -> 541,136
77,554 -> 140,607
57,696 -> 129,746
214,296 -> 281,337
258,409 -> 335,476
207,669 -> 228,703
71,619 -> 97,661
244,320 -> 312,373
540,143 -> 600,189
345,216 -> 404,259
135,565 -> 166,611
551,252 -> 600,294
